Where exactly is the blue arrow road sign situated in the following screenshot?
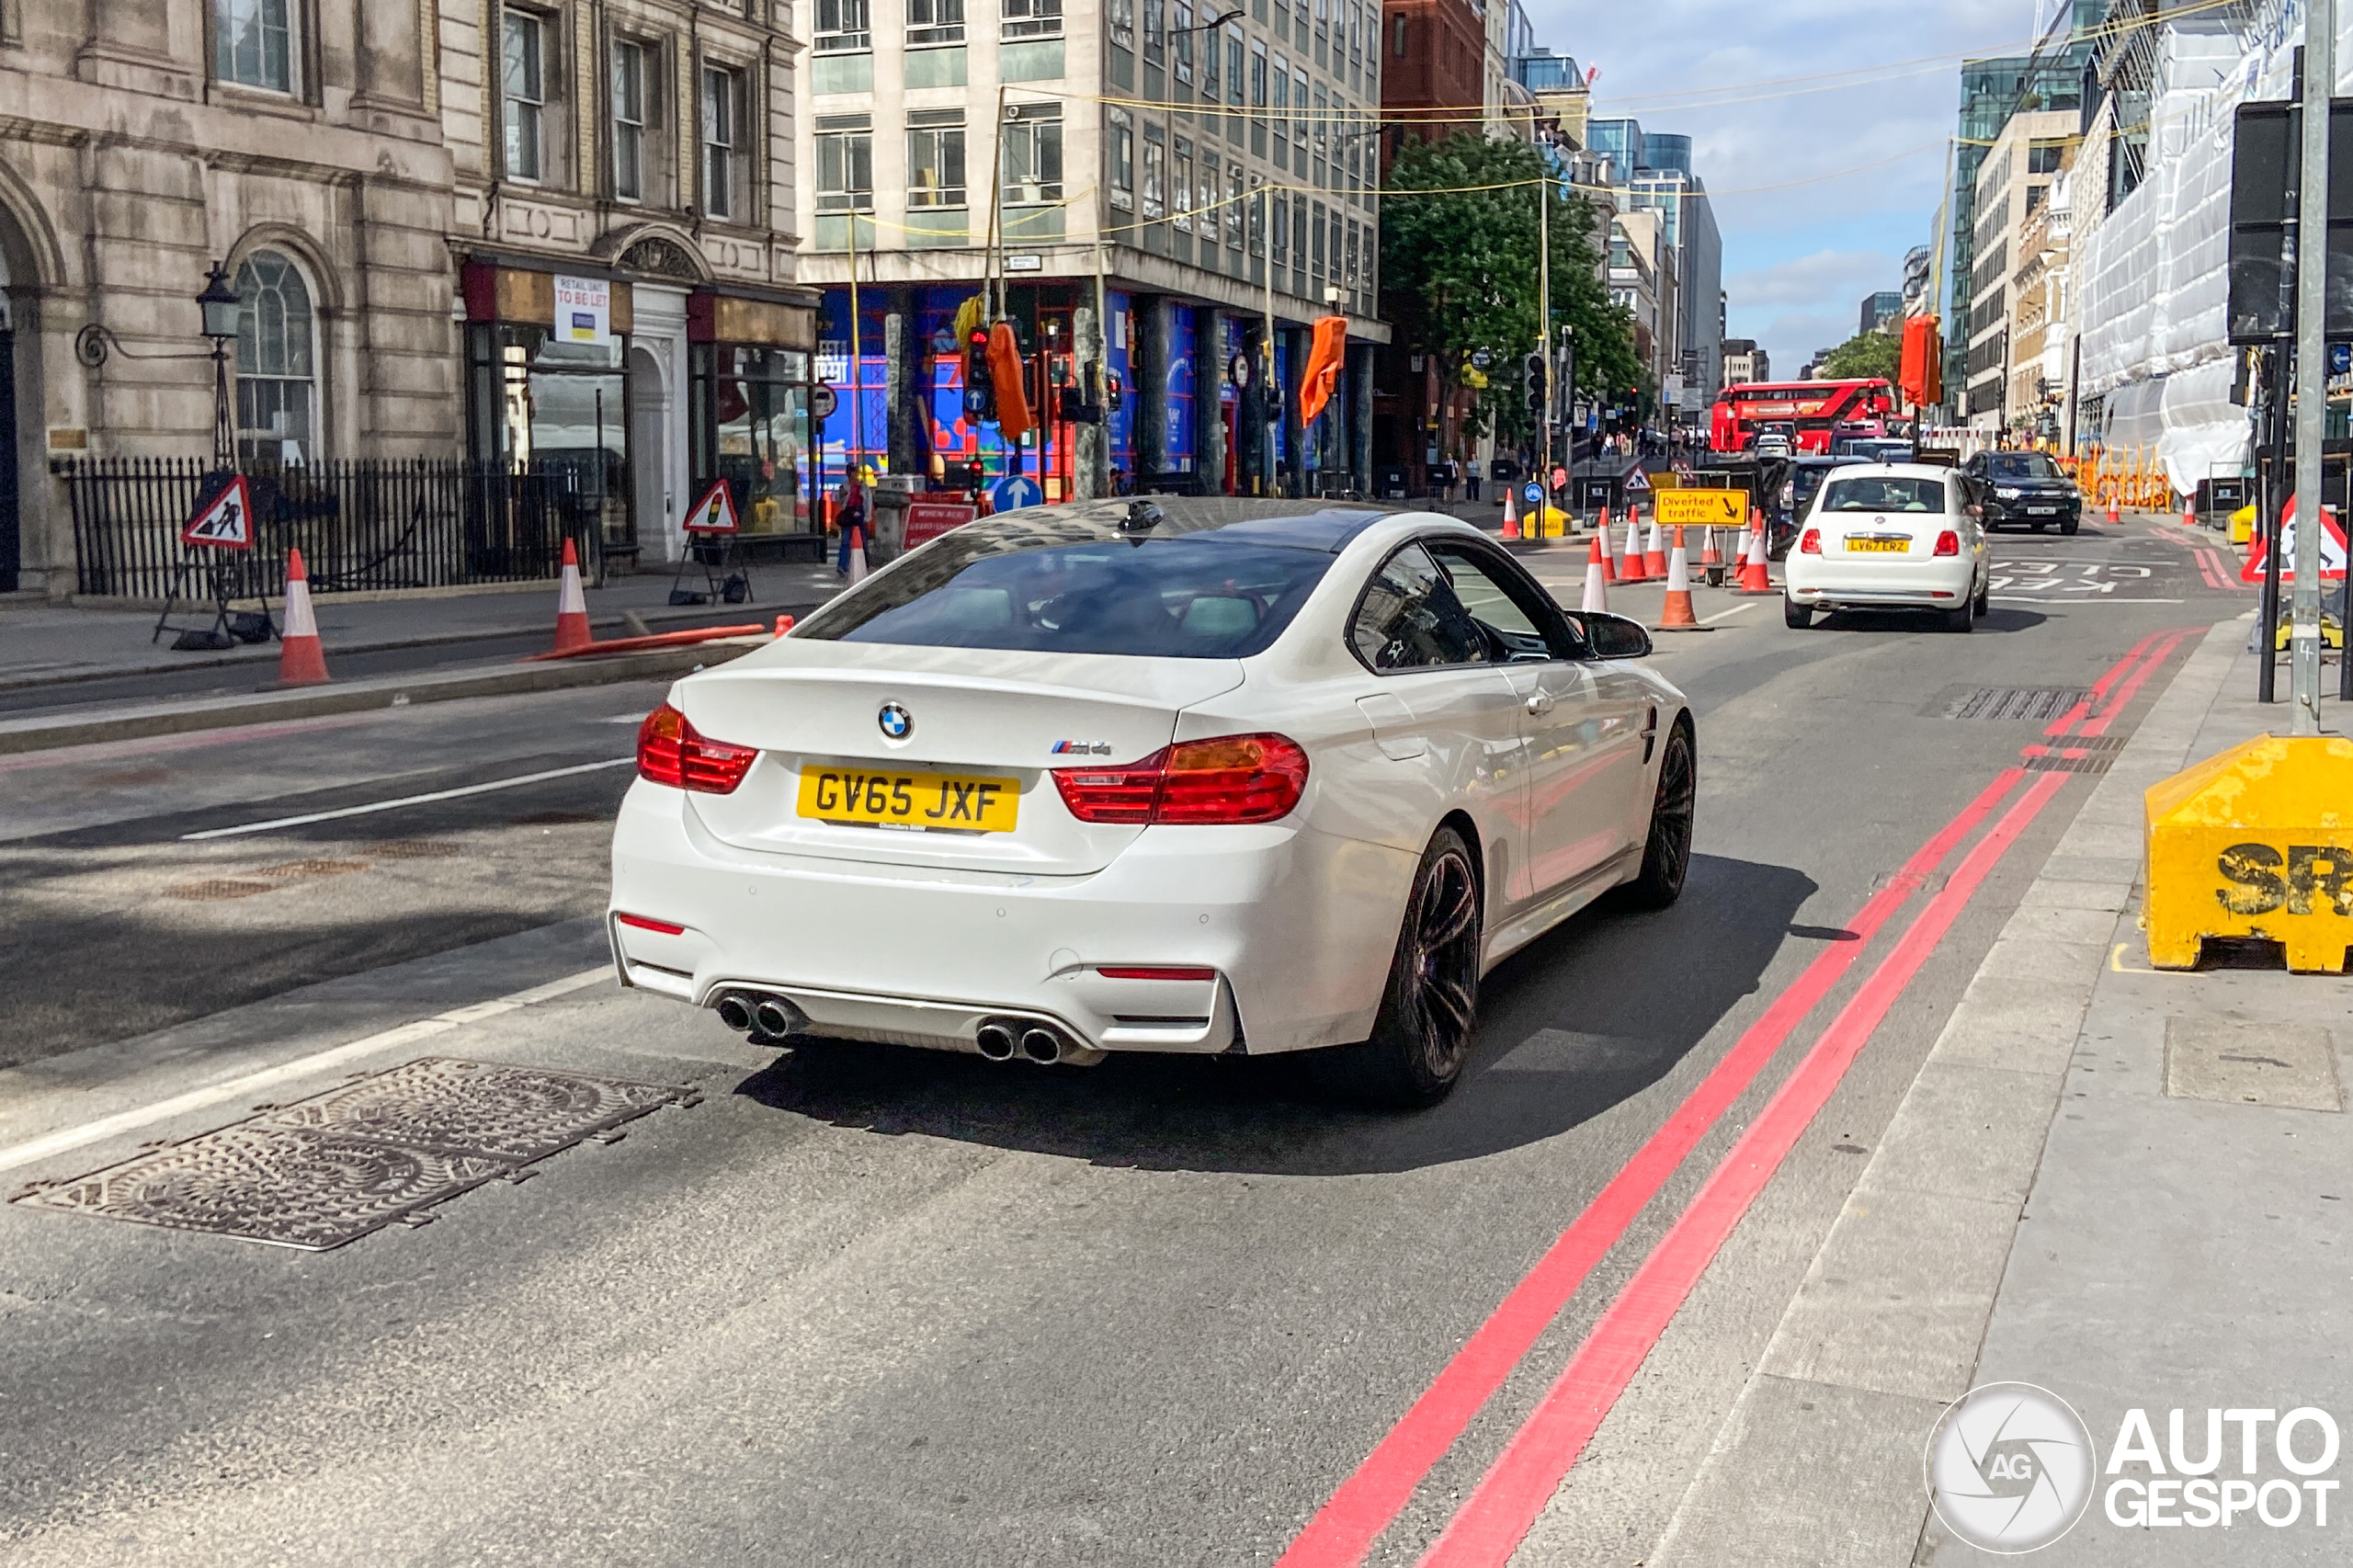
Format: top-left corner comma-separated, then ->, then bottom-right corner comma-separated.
989,474 -> 1045,513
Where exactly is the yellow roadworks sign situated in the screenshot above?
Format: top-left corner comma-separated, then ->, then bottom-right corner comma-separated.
2144,734 -> 2353,972
1655,489 -> 1745,528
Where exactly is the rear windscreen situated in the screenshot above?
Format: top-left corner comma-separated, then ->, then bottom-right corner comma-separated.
795,536 -> 1336,658
1819,475 -> 1947,514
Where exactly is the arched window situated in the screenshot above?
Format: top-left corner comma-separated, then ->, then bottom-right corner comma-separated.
233,250 -> 316,463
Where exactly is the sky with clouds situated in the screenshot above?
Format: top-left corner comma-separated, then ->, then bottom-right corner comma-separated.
1525,0 -> 2058,374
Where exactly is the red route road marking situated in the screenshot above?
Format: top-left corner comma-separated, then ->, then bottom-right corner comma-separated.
1276,628 -> 2189,1568
1268,768 -> 2026,1568
1416,767 -> 2073,1568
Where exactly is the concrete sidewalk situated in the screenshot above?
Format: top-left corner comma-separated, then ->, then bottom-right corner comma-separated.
1642,612 -> 2353,1565
0,559 -> 845,693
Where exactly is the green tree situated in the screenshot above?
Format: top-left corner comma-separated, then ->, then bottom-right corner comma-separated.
1818,329 -> 1901,383
1381,131 -> 1643,453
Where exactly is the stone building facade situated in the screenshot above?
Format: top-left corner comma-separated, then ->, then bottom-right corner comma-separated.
0,0 -> 815,597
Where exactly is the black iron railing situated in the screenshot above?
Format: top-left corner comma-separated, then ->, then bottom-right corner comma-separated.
56,457 -> 605,600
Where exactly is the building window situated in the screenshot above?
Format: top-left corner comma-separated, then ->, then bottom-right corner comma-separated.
503,9 -> 546,182
815,0 -> 871,51
815,114 -> 874,212
2028,141 -> 2065,176
1202,17 -> 1219,96
701,65 -> 745,220
1291,199 -> 1306,277
1142,129 -> 1166,220
612,39 -> 647,201
1109,0 -> 1134,50
1271,56 -> 1289,154
1199,150 -> 1219,238
1224,162 -> 1244,248
1143,0 -> 1165,62
1000,103 -> 1063,203
233,249 -> 316,465
215,0 -> 295,93
1249,41 -> 1267,109
1312,84 -> 1328,182
1173,4 -> 1193,82
1271,190 -> 1288,265
1391,14 -> 1405,55
1225,31 -> 1244,108
907,0 -> 964,47
1174,138 -> 1194,230
1002,0 -> 1061,40
1294,68 -> 1310,148
907,110 -> 967,208
1312,201 -> 1326,274
1108,108 -> 1135,211
1313,0 -> 1327,35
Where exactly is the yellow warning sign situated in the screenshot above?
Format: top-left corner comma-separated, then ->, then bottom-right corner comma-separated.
1654,489 -> 1745,528
2144,734 -> 2353,972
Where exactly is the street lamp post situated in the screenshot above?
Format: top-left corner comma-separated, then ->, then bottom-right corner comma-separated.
196,261 -> 242,470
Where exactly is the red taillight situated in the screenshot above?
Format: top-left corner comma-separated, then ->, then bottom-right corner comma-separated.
1053,733 -> 1309,825
1097,966 -> 1218,981
615,912 -> 687,935
635,703 -> 757,794
1935,529 -> 1961,556
1799,528 -> 1822,554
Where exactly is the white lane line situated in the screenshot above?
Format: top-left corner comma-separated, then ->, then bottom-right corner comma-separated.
180,758 -> 633,840
1990,596 -> 2186,605
1699,601 -> 1756,625
0,967 -> 612,1176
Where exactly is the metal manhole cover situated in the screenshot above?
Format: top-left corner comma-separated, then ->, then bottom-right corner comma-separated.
1938,686 -> 2095,722
11,1059 -> 696,1251
164,879 -> 277,901
256,858 -> 372,880
256,1058 -> 685,1161
15,1127 -> 509,1251
368,839 -> 464,858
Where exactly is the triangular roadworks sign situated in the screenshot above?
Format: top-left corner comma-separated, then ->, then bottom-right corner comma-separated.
1624,469 -> 1652,493
681,479 -> 741,535
2243,496 -> 2348,583
181,472 -> 256,550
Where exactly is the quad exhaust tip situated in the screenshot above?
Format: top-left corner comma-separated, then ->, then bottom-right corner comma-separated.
713,993 -> 754,1033
974,1022 -> 1018,1062
1019,1027 -> 1063,1065
712,991 -> 804,1041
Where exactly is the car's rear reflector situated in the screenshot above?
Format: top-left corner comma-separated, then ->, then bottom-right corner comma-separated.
637,703 -> 757,794
1053,733 -> 1309,824
1096,966 -> 1218,981
615,912 -> 688,935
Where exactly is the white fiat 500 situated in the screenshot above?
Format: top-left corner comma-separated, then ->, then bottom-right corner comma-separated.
1782,463 -> 1991,632
608,499 -> 1694,1106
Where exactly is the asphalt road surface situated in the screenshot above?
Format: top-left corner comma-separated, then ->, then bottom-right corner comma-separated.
0,515 -> 2248,1566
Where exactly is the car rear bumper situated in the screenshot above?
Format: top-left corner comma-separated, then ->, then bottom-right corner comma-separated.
1784,555 -> 1976,607
1984,497 -> 2080,525
607,780 -> 1415,1057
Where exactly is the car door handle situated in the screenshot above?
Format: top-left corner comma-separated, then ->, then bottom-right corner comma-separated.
1525,693 -> 1555,716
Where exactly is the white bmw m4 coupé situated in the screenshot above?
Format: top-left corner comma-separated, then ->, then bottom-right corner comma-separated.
608,499 -> 1694,1106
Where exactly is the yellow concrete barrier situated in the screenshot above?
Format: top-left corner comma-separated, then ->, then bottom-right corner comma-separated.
2144,734 -> 2353,971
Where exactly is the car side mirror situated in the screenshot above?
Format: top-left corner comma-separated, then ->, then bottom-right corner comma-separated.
1581,611 -> 1653,660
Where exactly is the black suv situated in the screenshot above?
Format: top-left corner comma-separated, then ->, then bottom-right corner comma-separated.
1965,450 -> 2082,533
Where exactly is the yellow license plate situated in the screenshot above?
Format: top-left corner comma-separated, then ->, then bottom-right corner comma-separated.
1847,537 -> 1910,553
796,767 -> 1021,832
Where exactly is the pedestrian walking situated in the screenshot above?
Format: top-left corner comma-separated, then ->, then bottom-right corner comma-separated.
1465,460 -> 1482,504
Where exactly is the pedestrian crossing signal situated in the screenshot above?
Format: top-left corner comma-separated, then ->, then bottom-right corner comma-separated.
681,479 -> 741,535
180,472 -> 255,551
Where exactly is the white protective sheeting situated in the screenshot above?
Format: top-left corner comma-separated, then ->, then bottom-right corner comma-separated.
2072,8 -> 2349,493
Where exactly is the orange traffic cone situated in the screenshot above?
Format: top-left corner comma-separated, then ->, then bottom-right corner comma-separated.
1617,511 -> 1647,583
276,547 -> 330,686
844,519 -> 870,585
1501,488 -> 1521,540
2106,492 -> 2120,525
1643,517 -> 1668,579
1597,504 -> 1613,541
1582,534 -> 1610,614
2180,500 -> 2195,529
552,538 -> 593,653
1738,524 -> 1773,593
1655,528 -> 1706,631
1699,526 -> 1723,585
774,614 -> 797,637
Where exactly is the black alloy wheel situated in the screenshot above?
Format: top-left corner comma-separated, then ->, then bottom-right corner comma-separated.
1614,721 -> 1696,911
1346,827 -> 1483,1108
1973,572 -> 1992,617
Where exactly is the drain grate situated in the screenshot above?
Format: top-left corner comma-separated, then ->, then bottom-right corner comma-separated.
12,1058 -> 696,1250
256,858 -> 372,881
367,839 -> 464,858
2020,736 -> 2128,775
1941,686 -> 2095,722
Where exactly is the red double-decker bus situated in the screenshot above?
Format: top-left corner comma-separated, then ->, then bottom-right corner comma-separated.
1710,379 -> 1897,454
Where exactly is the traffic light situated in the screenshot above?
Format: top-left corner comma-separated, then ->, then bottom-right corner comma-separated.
1524,353 -> 1549,414
964,326 -> 994,421
1104,369 -> 1125,413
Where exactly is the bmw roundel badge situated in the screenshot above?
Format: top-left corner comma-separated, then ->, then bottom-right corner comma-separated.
877,702 -> 913,740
